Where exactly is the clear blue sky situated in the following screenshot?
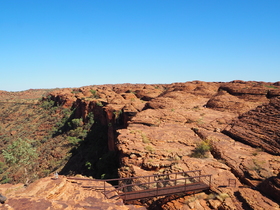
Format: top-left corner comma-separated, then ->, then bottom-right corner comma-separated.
1,0 -> 279,91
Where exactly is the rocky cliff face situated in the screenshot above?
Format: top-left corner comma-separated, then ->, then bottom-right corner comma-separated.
224,97 -> 280,155
259,172 -> 280,203
1,81 -> 280,209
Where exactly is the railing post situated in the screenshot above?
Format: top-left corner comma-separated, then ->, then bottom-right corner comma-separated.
156,181 -> 158,197
125,189 -> 127,202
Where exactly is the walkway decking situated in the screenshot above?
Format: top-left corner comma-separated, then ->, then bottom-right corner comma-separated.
119,181 -> 209,201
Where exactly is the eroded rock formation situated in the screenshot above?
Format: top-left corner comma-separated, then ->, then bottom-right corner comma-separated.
0,175 -> 145,210
1,80 -> 280,209
224,97 -> 280,155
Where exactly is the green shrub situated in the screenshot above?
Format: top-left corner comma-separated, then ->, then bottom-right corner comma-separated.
62,108 -> 72,116
191,140 -> 211,158
84,112 -> 94,130
42,170 -> 51,177
1,175 -> 11,184
67,136 -> 82,145
87,112 -> 94,124
0,162 -> 6,174
85,161 -> 92,170
264,85 -> 278,89
71,90 -> 80,94
68,127 -> 87,138
41,100 -> 55,109
113,110 -> 122,119
71,118 -> 83,128
90,89 -> 100,98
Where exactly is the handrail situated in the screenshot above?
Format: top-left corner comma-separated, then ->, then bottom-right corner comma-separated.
67,170 -> 202,183
67,170 -> 212,201
117,175 -> 210,190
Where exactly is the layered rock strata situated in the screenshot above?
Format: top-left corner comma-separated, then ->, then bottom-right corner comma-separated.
1,80 -> 280,209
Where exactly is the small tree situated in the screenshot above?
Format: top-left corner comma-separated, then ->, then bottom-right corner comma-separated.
2,138 -> 39,183
2,138 -> 38,168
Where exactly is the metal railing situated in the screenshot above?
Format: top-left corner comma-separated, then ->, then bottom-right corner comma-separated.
67,170 -> 212,201
102,171 -> 211,200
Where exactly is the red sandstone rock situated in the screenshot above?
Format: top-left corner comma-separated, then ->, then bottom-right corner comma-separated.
0,176 -> 146,210
206,90 -> 262,114
224,97 -> 280,155
237,188 -> 279,210
259,172 -> 280,203
2,81 -> 280,209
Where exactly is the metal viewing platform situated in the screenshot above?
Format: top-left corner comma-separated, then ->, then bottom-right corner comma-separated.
68,170 -> 211,202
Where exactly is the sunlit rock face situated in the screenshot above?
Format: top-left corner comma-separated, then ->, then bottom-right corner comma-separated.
1,81 -> 280,209
0,176 -> 146,210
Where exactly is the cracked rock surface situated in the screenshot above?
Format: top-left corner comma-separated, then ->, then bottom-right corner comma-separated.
1,80 -> 280,209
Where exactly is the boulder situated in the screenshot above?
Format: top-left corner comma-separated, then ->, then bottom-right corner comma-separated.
259,172 -> 280,203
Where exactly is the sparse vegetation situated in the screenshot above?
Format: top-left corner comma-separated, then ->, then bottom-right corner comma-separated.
252,148 -> 262,157
197,117 -> 204,125
84,112 -> 94,130
71,118 -> 83,128
67,136 -> 82,145
252,152 -> 258,156
40,98 -> 55,109
96,101 -> 103,106
264,84 -> 278,89
85,161 -> 92,170
1,81 -> 279,210
0,96 -> 103,183
141,133 -> 150,143
113,110 -> 122,121
2,138 -> 39,183
145,145 -> 154,153
207,193 -> 217,200
2,138 -> 38,167
71,90 -> 80,94
216,193 -> 229,202
90,89 -> 100,98
249,159 -> 266,174
129,90 -> 136,94
191,140 -> 211,158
